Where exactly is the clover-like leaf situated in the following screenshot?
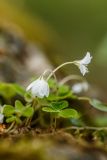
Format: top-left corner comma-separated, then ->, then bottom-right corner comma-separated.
42,101 -> 69,113
15,100 -> 24,113
51,101 -> 68,111
90,99 -> 107,112
6,115 -> 16,123
3,105 -> 15,117
6,116 -> 22,124
22,106 -> 34,117
58,109 -> 79,118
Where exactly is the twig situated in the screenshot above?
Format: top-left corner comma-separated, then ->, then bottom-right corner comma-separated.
60,126 -> 107,132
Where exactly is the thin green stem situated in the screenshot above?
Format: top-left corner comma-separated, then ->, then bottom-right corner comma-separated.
42,69 -> 57,81
25,98 -> 39,126
32,98 -> 38,110
47,61 -> 74,81
4,121 -> 15,133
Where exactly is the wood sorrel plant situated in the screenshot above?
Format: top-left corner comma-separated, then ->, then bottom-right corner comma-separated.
24,52 -> 92,129
0,52 -> 92,131
1,51 -> 107,133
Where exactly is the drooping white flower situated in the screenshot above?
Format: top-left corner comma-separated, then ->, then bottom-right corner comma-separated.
74,52 -> 92,76
0,113 -> 4,124
72,82 -> 89,93
26,76 -> 49,98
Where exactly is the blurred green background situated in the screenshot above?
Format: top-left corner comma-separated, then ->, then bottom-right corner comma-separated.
0,0 -> 107,95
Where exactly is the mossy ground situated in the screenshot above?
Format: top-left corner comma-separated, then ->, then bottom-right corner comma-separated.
0,127 -> 107,160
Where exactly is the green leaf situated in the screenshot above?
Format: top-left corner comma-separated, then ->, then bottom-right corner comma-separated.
0,83 -> 25,99
13,84 -> 26,96
3,105 -> 15,116
58,109 -> 79,118
90,99 -> 107,112
58,85 -> 70,95
6,115 -> 22,124
0,83 -> 16,99
42,107 -> 59,112
51,101 -> 68,111
22,107 -> 34,117
6,115 -> 16,123
15,100 -> 24,112
42,101 -> 69,113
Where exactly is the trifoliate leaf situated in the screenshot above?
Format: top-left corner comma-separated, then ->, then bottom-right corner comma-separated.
6,115 -> 16,123
6,115 -> 22,124
51,101 -> 68,111
22,107 -> 34,117
42,101 -> 69,113
3,105 -> 15,116
15,100 -> 24,112
58,109 -> 79,118
90,99 -> 107,112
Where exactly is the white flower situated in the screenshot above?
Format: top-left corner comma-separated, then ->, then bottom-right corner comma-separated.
74,52 -> 92,76
0,113 -> 4,124
72,82 -> 89,93
26,76 -> 49,98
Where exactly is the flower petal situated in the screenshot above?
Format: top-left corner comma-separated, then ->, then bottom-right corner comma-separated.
80,52 -> 92,65
26,80 -> 38,91
27,77 -> 50,98
79,64 -> 88,76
